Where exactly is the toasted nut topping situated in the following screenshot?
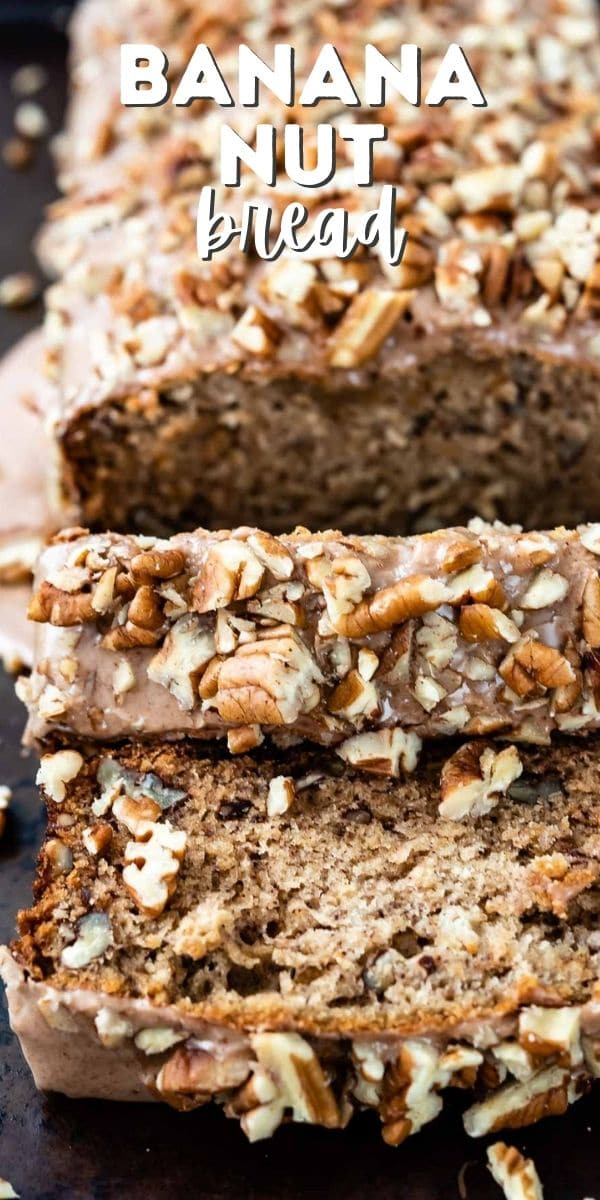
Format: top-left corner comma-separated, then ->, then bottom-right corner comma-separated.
28,581 -> 95,625
36,750 -> 84,803
322,555 -> 371,625
227,724 -> 264,754
91,566 -> 118,614
128,584 -> 163,630
247,532 -> 294,580
123,822 -> 187,917
130,547 -> 186,581
440,536 -> 482,574
113,659 -> 136,696
102,622 -> 161,651
499,636 -> 575,696
582,574 -> 600,648
147,614 -> 215,709
327,289 -> 412,368
135,1027 -> 187,1055
210,627 -> 322,726
243,1033 -> 343,1141
337,727 -> 421,775
267,776 -> 296,817
95,1008 -> 134,1048
328,669 -> 380,721
446,564 -> 505,608
157,1045 -> 251,1102
520,570 -> 569,610
332,575 -> 449,638
416,612 -> 457,669
439,743 -> 523,820
463,1066 -> 573,1137
61,912 -> 112,970
518,1007 -> 582,1066
579,525 -> 600,556
193,540 -> 264,612
487,1143 -> 543,1200
459,604 -> 520,644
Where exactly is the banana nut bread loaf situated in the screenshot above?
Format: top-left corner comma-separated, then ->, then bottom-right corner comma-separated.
2,738 -> 600,1142
20,521 -> 600,768
37,0 -> 600,536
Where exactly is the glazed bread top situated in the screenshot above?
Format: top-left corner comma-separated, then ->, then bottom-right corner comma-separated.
21,520 -> 600,760
39,0 -> 600,431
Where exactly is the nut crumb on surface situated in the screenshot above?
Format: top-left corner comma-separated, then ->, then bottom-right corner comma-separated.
0,272 -> 39,308
487,1142 -> 543,1200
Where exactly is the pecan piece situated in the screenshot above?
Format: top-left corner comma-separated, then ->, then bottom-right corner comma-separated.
499,635 -> 575,697
439,742 -> 522,820
210,626 -> 322,726
582,574 -> 600,648
459,604 -> 520,644
28,581 -> 95,625
128,584 -> 163,630
193,540 -> 264,612
130,547 -> 186,581
331,575 -> 449,638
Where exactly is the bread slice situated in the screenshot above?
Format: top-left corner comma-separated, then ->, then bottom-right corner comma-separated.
21,522 -> 600,762
3,738 -> 600,1142
38,1 -> 600,537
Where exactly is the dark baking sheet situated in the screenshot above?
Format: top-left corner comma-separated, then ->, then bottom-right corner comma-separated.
0,19 -> 600,1200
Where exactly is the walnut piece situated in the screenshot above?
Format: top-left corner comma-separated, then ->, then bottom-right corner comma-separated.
123,822 -> 187,917
36,750 -> 84,804
61,912 -> 112,970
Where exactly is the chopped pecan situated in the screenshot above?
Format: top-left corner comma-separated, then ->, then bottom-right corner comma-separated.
583,574 -> 600,648
459,604 -> 520,644
331,575 -> 449,638
499,635 -> 575,696
102,622 -> 162,651
463,1066 -> 580,1136
209,626 -> 322,726
327,288 -> 412,368
487,1142 -> 543,1200
439,742 -> 522,820
130,547 -> 186,582
28,581 -> 95,626
157,1045 -> 251,1109
128,584 -> 163,630
193,540 -> 264,612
